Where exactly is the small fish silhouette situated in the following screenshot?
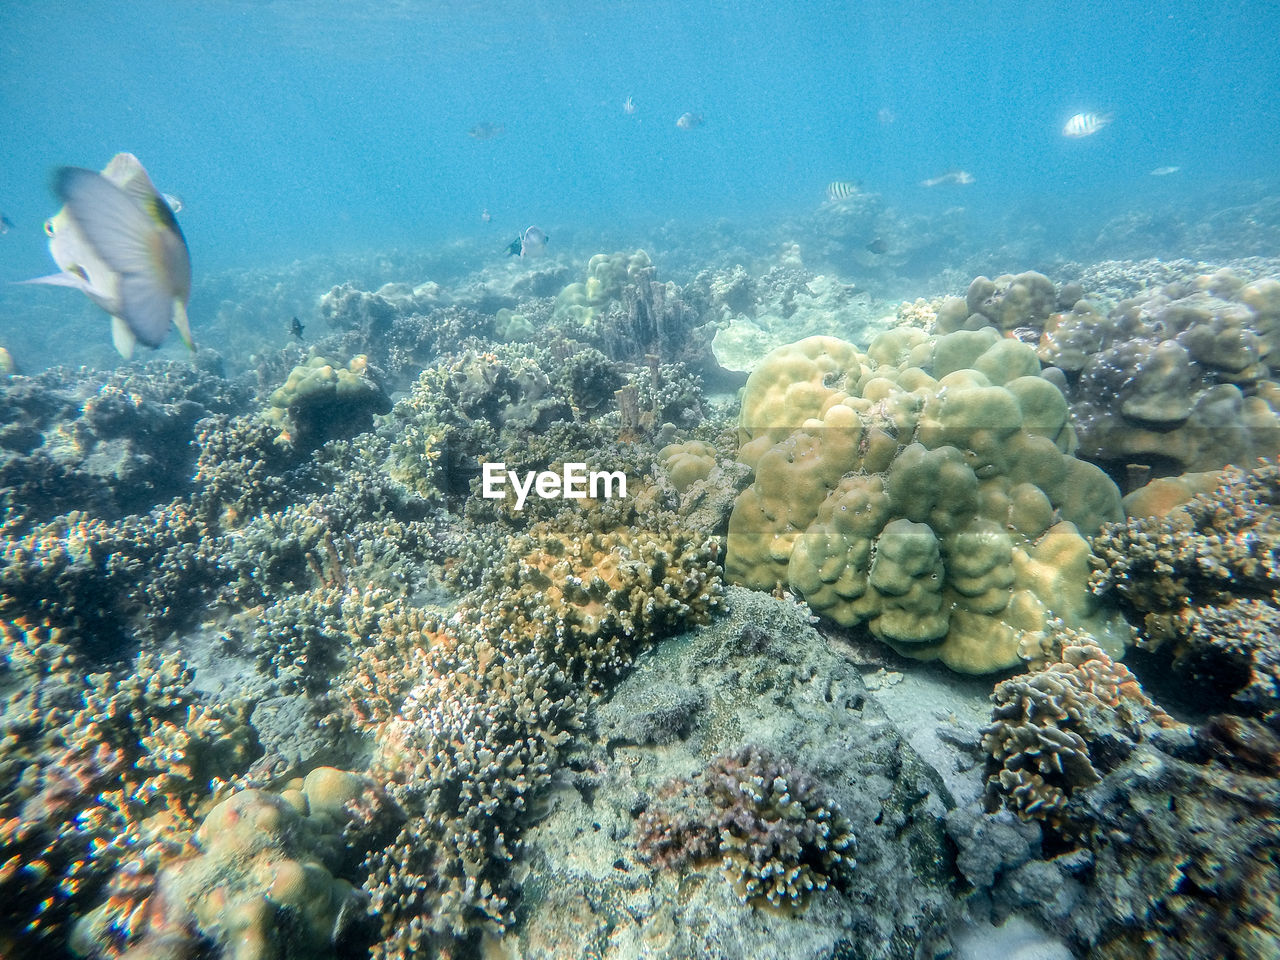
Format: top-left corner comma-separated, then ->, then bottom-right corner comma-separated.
290,316 -> 305,339
826,180 -> 862,202
1063,112 -> 1112,138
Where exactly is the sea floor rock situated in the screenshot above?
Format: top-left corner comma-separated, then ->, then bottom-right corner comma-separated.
505,587 -> 959,960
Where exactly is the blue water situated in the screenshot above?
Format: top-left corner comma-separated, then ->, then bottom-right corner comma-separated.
3,0 -> 1278,281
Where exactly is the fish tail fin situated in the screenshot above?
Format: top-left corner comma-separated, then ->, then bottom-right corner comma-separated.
15,272 -> 94,292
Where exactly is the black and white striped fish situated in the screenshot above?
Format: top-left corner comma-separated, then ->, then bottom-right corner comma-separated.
1063,112 -> 1112,137
825,180 -> 862,202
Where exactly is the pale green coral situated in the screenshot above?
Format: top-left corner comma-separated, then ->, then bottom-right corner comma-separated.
728,329 -> 1127,674
552,250 -> 654,329
264,354 -> 388,446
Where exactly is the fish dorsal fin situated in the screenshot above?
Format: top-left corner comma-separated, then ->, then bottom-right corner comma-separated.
102,153 -> 163,214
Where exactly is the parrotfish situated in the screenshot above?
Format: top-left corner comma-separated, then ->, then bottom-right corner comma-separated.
20,152 -> 193,358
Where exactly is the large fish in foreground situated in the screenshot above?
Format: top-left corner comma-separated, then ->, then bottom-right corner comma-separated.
21,153 -> 193,358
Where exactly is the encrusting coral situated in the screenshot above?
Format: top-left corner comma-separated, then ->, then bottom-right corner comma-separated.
726,328 -> 1128,673
636,744 -> 856,909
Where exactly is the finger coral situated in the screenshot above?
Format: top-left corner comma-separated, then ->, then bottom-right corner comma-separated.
1090,459 -> 1280,716
0,648 -> 253,955
357,504 -> 723,956
981,629 -> 1174,833
636,744 -> 856,908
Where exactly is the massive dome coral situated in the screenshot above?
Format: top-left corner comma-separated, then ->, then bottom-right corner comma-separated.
726,329 -> 1128,673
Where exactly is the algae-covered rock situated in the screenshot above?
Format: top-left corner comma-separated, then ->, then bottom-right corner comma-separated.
512,588 -> 956,960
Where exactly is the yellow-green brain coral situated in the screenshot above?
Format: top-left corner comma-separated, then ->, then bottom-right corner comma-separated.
727,329 -> 1129,674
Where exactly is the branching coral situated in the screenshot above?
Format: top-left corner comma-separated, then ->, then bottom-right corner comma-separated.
981,630 -> 1173,832
355,503 -> 722,955
1090,459 -> 1280,716
0,649 -> 254,954
636,745 -> 856,908
0,360 -> 248,530
75,768 -> 378,960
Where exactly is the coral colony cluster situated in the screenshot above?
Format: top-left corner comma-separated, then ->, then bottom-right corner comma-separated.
1,246 -> 1278,959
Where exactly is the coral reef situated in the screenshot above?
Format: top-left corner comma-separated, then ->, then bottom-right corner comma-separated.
727,329 -> 1127,673
656,438 -> 718,493
0,504 -> 219,647
937,270 -> 1063,338
510,587 -> 957,959
474,508 -> 723,687
551,250 -> 705,365
708,255 -> 891,374
5,215 -> 1278,960
353,502 -> 722,956
967,621 -> 1280,959
553,250 -> 655,330
385,346 -> 574,505
636,744 -> 856,908
934,268 -> 1280,485
0,648 -> 254,955
263,354 -> 391,448
317,278 -> 497,389
0,360 -> 247,528
1090,459 -> 1280,717
75,767 -> 377,960
981,630 -> 1173,832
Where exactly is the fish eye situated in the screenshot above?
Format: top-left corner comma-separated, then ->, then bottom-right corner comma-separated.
44,219 -> 55,237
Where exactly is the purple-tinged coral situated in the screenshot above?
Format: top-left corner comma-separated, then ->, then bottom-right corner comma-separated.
636,745 -> 856,908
